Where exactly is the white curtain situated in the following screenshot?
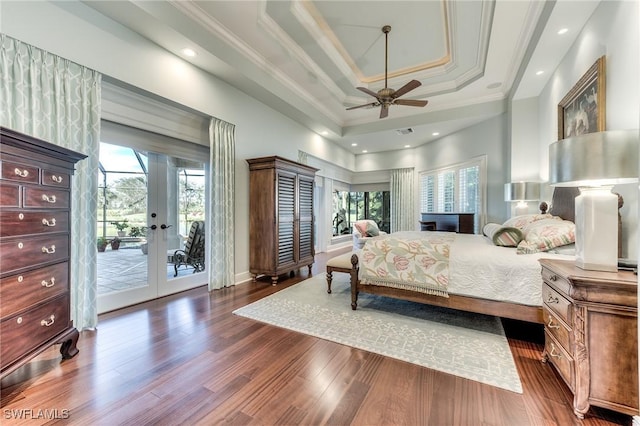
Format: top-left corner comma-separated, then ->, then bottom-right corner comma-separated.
207,118 -> 236,290
0,35 -> 101,330
390,168 -> 416,232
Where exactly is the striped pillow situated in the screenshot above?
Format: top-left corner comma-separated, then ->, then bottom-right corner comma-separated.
482,223 -> 524,247
516,219 -> 575,254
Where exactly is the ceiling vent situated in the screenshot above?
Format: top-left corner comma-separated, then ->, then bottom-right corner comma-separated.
396,127 -> 414,135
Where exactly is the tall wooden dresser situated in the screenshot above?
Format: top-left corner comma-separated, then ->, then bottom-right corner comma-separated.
0,127 -> 86,379
539,258 -> 638,418
247,156 -> 318,285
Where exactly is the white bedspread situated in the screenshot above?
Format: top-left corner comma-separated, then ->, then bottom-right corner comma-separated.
448,233 -> 574,306
359,231 -> 574,307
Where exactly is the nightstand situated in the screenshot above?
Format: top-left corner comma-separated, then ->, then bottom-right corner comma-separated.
539,258 -> 638,418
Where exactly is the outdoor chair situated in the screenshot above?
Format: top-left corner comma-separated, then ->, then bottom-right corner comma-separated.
169,220 -> 205,277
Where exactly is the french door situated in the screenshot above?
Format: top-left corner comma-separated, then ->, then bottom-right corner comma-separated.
97,144 -> 207,313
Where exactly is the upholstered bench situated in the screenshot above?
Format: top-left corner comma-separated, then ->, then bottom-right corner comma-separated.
325,251 -> 357,293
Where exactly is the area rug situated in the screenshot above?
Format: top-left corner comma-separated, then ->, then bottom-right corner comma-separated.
233,274 -> 522,393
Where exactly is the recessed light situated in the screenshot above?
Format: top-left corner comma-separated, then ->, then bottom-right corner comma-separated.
536,70 -> 544,76
432,132 -> 439,136
182,48 -> 197,57
362,150 -> 368,153
351,143 -> 358,147
558,28 -> 568,35
404,145 -> 411,148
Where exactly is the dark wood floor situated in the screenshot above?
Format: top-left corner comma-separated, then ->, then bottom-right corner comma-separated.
1,251 -> 632,425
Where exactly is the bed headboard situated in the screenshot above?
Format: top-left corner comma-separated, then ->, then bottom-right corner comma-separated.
547,187 -> 580,222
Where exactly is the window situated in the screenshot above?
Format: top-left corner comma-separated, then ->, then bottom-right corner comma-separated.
332,190 -> 391,236
419,156 -> 486,232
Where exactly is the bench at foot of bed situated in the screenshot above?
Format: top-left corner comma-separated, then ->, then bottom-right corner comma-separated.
325,252 -> 359,294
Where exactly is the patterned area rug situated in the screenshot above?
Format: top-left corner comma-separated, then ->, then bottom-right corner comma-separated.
233,274 -> 522,393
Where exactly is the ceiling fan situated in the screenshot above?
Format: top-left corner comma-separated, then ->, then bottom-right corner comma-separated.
347,25 -> 428,119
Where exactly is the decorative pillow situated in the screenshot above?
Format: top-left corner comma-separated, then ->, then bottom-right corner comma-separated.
516,219 -> 576,254
354,220 -> 380,237
503,213 -> 559,230
482,223 -> 524,247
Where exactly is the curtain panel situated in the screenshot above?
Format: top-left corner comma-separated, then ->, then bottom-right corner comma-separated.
390,167 -> 415,233
0,34 -> 101,330
207,118 -> 236,290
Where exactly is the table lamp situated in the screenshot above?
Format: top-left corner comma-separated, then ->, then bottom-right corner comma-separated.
504,182 -> 540,216
548,130 -> 638,272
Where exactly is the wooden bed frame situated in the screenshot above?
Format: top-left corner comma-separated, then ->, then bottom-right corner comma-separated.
348,187 -> 601,324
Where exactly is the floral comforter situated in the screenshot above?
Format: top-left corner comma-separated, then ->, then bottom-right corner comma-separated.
359,231 -> 456,297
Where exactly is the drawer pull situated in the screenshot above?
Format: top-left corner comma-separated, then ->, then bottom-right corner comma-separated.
41,277 -> 56,288
17,242 -> 23,249
547,317 -> 560,329
546,294 -> 559,304
40,315 -> 55,327
51,175 -> 63,183
549,343 -> 562,359
17,317 -> 23,324
549,274 -> 558,281
42,245 -> 56,254
14,168 -> 29,178
42,218 -> 57,227
41,194 -> 57,203
18,213 -> 24,220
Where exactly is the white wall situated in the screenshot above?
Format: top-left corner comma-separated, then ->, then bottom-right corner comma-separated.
1,1 -> 356,281
530,0 -> 640,259
353,115 -> 510,227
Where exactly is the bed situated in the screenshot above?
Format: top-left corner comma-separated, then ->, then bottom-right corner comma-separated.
347,187 -> 592,324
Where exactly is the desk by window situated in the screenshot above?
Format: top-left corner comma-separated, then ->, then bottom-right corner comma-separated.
420,213 -> 474,234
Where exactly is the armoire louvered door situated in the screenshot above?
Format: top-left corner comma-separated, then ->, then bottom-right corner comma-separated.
297,175 -> 314,263
276,170 -> 296,268
247,156 -> 318,285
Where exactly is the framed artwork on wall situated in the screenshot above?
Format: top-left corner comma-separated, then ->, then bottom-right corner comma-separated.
557,55 -> 606,140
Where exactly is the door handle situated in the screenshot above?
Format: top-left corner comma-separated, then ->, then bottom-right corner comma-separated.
150,224 -> 157,230
160,224 -> 172,229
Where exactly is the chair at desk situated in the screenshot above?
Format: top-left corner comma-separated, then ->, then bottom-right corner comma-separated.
169,220 -> 205,277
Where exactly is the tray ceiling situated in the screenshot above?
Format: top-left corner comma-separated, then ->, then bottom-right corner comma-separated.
82,0 -> 598,153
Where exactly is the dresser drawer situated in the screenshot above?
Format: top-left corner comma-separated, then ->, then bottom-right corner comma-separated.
41,169 -> 70,189
0,210 -> 69,237
0,234 -> 69,274
545,331 -> 574,390
541,266 -> 572,290
23,187 -> 69,209
0,294 -> 70,369
542,284 -> 572,324
543,307 -> 571,351
0,159 -> 39,184
0,184 -> 19,207
0,262 -> 68,319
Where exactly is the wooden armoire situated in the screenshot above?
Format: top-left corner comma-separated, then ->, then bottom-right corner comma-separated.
247,156 -> 317,284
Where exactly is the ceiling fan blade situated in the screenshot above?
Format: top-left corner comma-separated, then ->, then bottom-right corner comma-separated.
393,99 -> 429,107
379,104 -> 389,119
392,80 -> 422,99
357,87 -> 380,99
346,102 -> 378,111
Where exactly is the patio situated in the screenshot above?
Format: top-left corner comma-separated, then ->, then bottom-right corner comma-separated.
97,244 -> 202,295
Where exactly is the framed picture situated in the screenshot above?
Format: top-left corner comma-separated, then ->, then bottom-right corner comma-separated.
557,56 -> 606,140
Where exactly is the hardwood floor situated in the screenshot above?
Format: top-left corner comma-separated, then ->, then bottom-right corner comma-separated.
1,251 -> 632,425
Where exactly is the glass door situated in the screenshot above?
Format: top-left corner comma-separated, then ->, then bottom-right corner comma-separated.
97,144 -> 207,313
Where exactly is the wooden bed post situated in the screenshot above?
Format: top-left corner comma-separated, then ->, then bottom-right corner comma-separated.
350,254 -> 359,310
